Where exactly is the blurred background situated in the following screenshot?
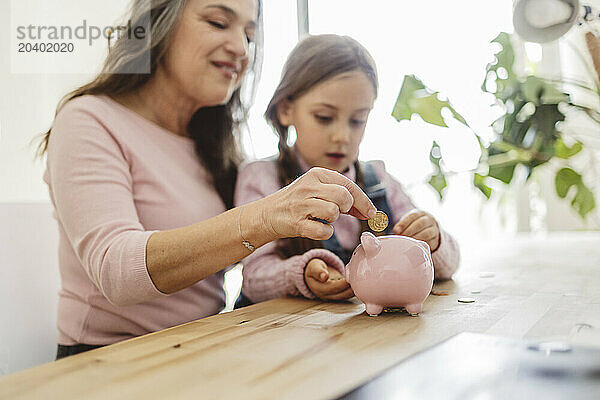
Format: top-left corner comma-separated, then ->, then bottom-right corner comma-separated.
1,0 -> 598,375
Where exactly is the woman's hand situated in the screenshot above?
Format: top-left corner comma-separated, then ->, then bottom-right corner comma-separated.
304,258 -> 354,301
261,167 -> 377,241
393,210 -> 441,252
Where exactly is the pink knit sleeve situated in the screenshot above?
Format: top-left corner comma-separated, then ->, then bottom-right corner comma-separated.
371,161 -> 461,280
241,243 -> 345,301
234,161 -> 345,302
430,230 -> 460,280
46,102 -> 165,306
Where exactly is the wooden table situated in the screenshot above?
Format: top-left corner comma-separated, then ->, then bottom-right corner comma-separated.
2,232 -> 599,399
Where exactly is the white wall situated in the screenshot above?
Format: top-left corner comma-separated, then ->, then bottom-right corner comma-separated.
0,1 -> 137,374
514,8 -> 600,231
0,0 -> 126,203
553,0 -> 600,229
0,203 -> 60,375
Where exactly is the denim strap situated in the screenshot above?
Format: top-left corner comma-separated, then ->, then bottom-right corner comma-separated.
322,161 -> 395,264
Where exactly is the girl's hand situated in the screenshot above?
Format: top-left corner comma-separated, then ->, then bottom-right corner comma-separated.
262,167 -> 376,241
304,258 -> 354,301
393,210 -> 440,252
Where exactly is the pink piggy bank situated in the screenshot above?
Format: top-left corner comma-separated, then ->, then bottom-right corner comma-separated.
344,232 -> 434,316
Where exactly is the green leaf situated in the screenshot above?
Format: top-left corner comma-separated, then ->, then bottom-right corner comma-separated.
392,75 -> 425,122
554,138 -> 583,159
521,76 -> 570,104
532,104 -> 565,140
486,144 -> 519,184
497,100 -> 532,147
411,96 -> 449,127
490,33 -> 515,78
427,141 -> 447,199
428,172 -> 447,200
392,30 -> 593,220
554,167 -> 596,218
572,184 -> 596,218
483,32 -> 519,99
473,173 -> 492,199
429,140 -> 443,168
525,135 -> 555,173
393,75 -> 468,127
488,163 -> 517,184
555,167 -> 581,198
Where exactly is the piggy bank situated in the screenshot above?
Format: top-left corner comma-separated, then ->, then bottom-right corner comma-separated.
344,232 -> 434,316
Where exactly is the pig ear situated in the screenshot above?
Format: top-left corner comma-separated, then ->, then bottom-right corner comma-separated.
361,232 -> 381,258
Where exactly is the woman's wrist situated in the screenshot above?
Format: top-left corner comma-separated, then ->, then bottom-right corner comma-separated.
238,206 -> 256,252
238,199 -> 281,250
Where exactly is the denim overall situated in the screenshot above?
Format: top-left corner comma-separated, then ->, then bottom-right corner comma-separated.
234,161 -> 394,308
321,162 -> 394,264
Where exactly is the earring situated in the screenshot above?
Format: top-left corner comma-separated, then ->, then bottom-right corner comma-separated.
286,125 -> 297,147
106,26 -> 127,54
107,29 -> 113,53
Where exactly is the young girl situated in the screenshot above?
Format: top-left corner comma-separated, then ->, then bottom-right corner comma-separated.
234,34 -> 460,303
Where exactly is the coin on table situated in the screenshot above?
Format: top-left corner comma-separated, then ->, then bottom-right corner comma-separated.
529,342 -> 572,353
383,307 -> 404,313
368,211 -> 389,232
457,297 -> 475,303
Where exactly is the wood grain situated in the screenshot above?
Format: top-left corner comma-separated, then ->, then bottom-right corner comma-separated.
1,232 -> 599,400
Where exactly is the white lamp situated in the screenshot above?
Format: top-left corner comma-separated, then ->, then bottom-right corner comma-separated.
513,0 -> 596,42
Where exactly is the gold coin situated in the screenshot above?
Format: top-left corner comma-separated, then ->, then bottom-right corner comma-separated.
457,297 -> 475,303
383,307 -> 404,313
368,210 -> 388,232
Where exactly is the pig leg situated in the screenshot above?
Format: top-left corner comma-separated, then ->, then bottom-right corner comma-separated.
365,304 -> 383,316
405,303 -> 422,316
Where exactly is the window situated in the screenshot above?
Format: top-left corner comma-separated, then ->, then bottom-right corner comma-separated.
244,0 -> 300,159
245,1 -> 515,241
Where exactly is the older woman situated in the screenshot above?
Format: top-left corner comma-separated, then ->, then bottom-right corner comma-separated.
41,0 -> 376,359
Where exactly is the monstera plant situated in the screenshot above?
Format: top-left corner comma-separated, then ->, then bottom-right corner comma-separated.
393,32 -> 597,218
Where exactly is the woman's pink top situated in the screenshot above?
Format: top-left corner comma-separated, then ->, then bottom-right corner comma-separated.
234,156 -> 460,302
44,95 -> 228,345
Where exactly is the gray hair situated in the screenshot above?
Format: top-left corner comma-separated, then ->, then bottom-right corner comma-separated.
40,0 -> 264,154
